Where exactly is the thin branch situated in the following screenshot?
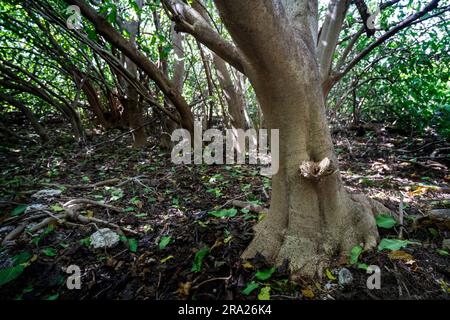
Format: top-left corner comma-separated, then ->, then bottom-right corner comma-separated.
161,0 -> 246,74
337,0 -> 440,83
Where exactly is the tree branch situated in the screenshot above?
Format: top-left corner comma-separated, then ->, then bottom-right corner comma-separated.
318,0 -> 352,83
333,0 -> 441,88
161,0 -> 246,74
63,0 -> 194,134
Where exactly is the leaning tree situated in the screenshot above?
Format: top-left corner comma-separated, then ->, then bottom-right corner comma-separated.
64,0 -> 444,277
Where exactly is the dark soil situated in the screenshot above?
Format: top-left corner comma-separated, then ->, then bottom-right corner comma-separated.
0,115 -> 449,300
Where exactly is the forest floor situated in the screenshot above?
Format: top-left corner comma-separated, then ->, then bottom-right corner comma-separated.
0,115 -> 449,300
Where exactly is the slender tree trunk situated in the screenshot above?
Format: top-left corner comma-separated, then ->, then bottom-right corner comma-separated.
172,23 -> 185,94
197,42 -> 215,128
213,57 -> 249,129
160,24 -> 185,149
215,0 -> 386,277
193,0 -> 249,129
352,81 -> 359,126
0,93 -> 48,142
122,1 -> 147,147
74,72 -> 111,129
66,0 -> 194,136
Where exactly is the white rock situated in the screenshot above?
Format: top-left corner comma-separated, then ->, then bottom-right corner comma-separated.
31,189 -> 62,200
338,267 -> 353,286
324,282 -> 333,290
442,239 -> 450,250
0,225 -> 15,236
90,228 -> 120,249
25,204 -> 49,214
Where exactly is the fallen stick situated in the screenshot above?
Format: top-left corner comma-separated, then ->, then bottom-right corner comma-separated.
2,223 -> 26,245
2,198 -> 135,242
63,198 -> 124,213
399,198 -> 404,239
29,214 -> 66,232
41,178 -> 121,190
231,200 -> 268,214
74,178 -> 121,189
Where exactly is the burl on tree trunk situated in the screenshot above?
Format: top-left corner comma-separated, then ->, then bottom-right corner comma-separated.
215,0 -> 391,277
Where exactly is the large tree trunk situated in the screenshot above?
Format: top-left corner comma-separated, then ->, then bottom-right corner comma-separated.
215,0 -> 385,277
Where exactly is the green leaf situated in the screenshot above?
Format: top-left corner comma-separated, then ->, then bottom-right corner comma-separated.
160,255 -> 174,263
325,268 -> 336,280
12,252 -> 31,265
159,236 -> 171,250
87,26 -> 99,41
11,204 -> 26,217
46,293 -> 59,300
128,238 -> 138,253
42,248 -> 57,257
357,263 -> 369,270
428,227 -> 439,237
257,286 -> 271,300
129,0 -> 142,15
378,238 -> 421,251
80,237 -> 91,246
375,214 -> 397,229
0,264 -> 25,287
107,4 -> 117,24
135,213 -> 147,218
436,249 -> 449,256
208,208 -> 237,218
191,247 -> 209,272
350,245 -> 363,264
255,267 -> 276,281
242,281 -> 260,295
147,197 -> 157,203
51,204 -> 64,212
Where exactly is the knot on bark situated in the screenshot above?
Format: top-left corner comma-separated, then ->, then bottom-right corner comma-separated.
299,157 -> 336,180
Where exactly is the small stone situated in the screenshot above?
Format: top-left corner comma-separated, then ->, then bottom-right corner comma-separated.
429,209 -> 450,219
90,228 -> 120,249
25,204 -> 49,214
0,226 -> 15,237
31,189 -> 62,200
338,267 -> 353,286
442,239 -> 450,250
0,251 -> 13,270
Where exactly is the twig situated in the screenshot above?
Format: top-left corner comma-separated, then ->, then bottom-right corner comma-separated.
231,200 -> 268,214
212,194 -> 246,212
63,198 -> 124,213
192,275 -> 232,290
2,223 -> 26,245
399,197 -> 404,239
2,197 -> 136,242
261,186 -> 269,199
41,178 -> 120,189
29,214 -> 66,232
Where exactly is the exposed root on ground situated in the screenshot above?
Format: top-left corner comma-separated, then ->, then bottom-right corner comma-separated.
231,200 -> 268,214
1,198 -> 137,245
